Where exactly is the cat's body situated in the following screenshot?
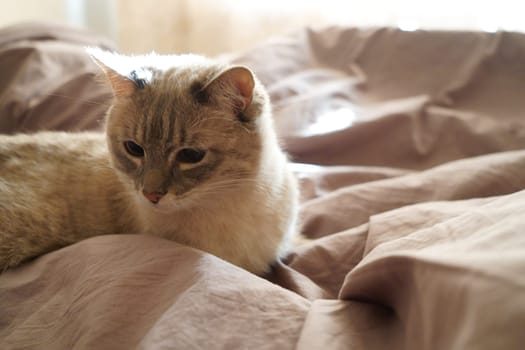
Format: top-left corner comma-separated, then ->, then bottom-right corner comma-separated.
0,50 -> 298,274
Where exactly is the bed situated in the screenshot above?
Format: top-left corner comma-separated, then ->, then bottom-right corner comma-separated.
1,23 -> 524,349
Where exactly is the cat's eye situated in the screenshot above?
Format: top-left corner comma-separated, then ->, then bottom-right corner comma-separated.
177,148 -> 206,164
124,140 -> 145,157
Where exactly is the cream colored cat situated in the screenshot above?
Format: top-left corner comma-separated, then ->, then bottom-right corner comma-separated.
0,49 -> 299,274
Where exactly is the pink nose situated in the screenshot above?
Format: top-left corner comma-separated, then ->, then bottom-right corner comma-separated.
142,190 -> 166,204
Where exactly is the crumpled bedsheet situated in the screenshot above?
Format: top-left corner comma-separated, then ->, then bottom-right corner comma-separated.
1,23 -> 524,349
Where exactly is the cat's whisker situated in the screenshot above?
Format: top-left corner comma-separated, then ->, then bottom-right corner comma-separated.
182,179 -> 267,199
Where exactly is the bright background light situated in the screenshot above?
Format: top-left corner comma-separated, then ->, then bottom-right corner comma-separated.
304,108 -> 357,136
0,0 -> 523,55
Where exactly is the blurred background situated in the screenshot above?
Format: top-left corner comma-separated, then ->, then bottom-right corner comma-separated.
1,0 -> 524,56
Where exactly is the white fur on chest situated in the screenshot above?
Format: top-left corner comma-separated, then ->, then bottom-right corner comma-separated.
135,182 -> 295,274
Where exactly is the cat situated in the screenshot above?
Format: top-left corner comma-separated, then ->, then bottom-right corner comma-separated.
0,48 -> 299,275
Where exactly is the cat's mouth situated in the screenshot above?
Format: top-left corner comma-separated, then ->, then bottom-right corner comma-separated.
138,191 -> 191,212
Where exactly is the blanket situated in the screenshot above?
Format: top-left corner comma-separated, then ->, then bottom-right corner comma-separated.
1,23 -> 524,349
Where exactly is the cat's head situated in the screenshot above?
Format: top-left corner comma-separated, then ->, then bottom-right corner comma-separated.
88,49 -> 269,210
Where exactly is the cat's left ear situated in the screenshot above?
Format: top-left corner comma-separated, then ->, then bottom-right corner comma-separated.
86,48 -> 138,98
202,66 -> 255,114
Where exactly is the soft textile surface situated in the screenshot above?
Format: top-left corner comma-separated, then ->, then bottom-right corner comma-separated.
1,24 -> 525,349
0,23 -> 113,133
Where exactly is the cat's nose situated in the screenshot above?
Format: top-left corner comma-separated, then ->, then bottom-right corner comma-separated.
142,190 -> 167,204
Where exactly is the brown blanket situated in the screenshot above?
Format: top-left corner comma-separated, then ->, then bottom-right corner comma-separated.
1,23 -> 524,349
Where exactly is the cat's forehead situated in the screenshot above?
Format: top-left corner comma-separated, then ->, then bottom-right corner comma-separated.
139,59 -> 224,96
123,59 -> 228,143
150,64 -> 215,89
95,50 -> 221,91
138,54 -> 221,77
97,51 -> 213,74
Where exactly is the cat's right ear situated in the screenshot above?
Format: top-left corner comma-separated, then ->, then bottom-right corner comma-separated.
200,66 -> 255,117
87,48 -> 137,98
